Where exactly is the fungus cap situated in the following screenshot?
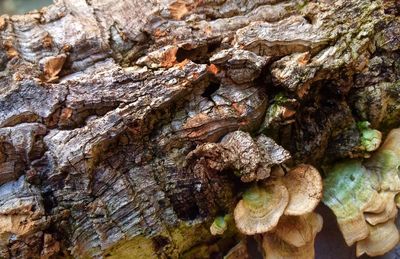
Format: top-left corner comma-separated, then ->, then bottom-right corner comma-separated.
283,164 -> 323,216
365,192 -> 397,226
356,219 -> 400,257
274,212 -> 323,247
323,160 -> 377,245
262,234 -> 316,259
362,190 -> 386,214
234,181 -> 289,235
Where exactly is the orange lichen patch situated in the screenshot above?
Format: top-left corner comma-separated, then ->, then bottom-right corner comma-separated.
42,33 -> 53,48
183,113 -> 211,129
59,107 -> 73,123
153,29 -> 167,38
207,64 -> 219,75
62,44 -> 72,52
204,25 -> 213,36
296,52 -> 311,65
4,40 -> 18,59
169,0 -> 190,20
41,234 -> 61,259
41,54 -> 66,83
282,108 -> 296,118
175,59 -> 190,69
232,103 -> 246,116
13,73 -> 23,81
119,31 -> 128,41
189,71 -> 200,81
160,47 -> 179,68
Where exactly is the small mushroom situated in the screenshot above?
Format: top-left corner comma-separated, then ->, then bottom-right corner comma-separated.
323,160 -> 379,245
356,219 -> 400,257
234,181 -> 289,235
262,234 -> 316,259
283,164 -> 323,216
365,192 -> 398,225
40,54 -> 67,83
273,212 -> 323,247
210,215 -> 228,235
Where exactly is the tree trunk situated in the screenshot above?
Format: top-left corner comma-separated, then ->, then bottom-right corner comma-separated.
0,0 -> 399,258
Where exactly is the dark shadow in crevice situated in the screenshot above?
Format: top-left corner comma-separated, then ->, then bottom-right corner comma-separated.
202,81 -> 220,98
176,39 -> 222,64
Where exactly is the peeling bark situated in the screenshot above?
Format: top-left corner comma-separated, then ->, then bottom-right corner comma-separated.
0,0 -> 399,258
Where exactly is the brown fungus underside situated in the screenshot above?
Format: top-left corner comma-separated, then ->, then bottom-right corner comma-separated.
0,0 -> 400,258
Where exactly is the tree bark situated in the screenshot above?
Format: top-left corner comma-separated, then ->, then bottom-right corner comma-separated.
0,0 -> 399,258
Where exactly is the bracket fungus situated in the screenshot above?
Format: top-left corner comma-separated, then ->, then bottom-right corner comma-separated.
322,160 -> 379,245
356,219 -> 400,257
234,182 -> 289,235
282,164 -> 323,216
262,212 -> 323,259
229,160 -> 324,257
323,128 -> 400,256
364,192 -> 397,226
273,213 -> 323,248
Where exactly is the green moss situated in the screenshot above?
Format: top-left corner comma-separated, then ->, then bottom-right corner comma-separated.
101,221 -> 222,259
105,236 -> 158,259
258,93 -> 291,133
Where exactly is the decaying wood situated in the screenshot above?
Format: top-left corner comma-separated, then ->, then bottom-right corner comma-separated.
0,0 -> 399,258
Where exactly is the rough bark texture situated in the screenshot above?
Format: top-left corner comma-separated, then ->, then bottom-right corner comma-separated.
0,0 -> 399,258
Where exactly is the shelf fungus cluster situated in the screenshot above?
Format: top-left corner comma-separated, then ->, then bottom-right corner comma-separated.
197,135 -> 324,258
323,128 -> 400,257
234,164 -> 323,258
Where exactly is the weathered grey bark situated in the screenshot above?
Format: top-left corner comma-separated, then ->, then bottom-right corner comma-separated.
0,0 -> 399,258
